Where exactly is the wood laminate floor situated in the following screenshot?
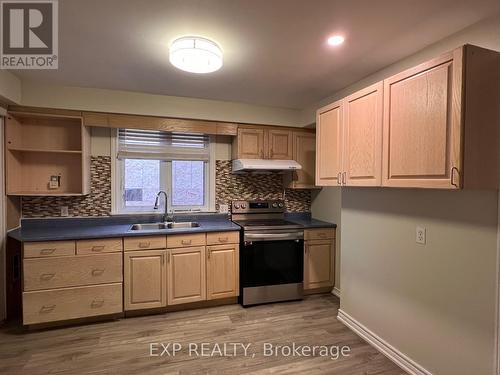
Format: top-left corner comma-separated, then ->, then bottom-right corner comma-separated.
0,294 -> 405,375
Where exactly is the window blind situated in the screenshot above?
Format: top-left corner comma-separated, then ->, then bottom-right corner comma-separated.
117,129 -> 210,161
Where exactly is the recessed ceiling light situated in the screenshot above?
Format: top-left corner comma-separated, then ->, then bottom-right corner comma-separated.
169,36 -> 223,74
327,35 -> 345,46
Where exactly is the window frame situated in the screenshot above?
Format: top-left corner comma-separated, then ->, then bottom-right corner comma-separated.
111,129 -> 216,215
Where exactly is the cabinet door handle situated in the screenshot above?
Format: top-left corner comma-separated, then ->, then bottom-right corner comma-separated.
91,268 -> 105,276
451,167 -> 460,188
161,254 -> 165,264
40,248 -> 56,255
181,239 -> 192,245
342,172 -> 347,185
40,304 -> 56,313
138,242 -> 150,248
207,249 -> 211,259
91,299 -> 105,308
259,149 -> 264,158
91,245 -> 105,252
337,172 -> 341,185
269,149 -> 274,157
40,273 -> 55,280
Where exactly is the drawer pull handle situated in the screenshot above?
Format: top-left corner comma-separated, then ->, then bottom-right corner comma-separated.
40,304 -> 56,313
91,299 -> 105,308
40,248 -> 56,255
92,245 -> 105,252
181,239 -> 192,245
138,242 -> 150,248
218,237 -> 228,243
91,268 -> 105,276
40,273 -> 55,280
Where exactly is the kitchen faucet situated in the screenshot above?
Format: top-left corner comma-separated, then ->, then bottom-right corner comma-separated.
154,191 -> 172,223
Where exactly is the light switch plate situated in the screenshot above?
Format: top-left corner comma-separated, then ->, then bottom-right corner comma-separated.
60,206 -> 69,217
416,226 -> 426,244
219,204 -> 229,214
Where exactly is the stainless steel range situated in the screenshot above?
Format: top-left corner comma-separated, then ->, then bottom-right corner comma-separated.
232,200 -> 304,306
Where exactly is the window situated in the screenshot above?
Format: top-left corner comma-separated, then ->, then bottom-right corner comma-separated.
112,129 -> 215,214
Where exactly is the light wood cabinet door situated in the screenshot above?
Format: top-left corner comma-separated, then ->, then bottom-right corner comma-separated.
304,240 -> 334,290
168,246 -> 206,305
267,129 -> 293,160
316,100 -> 343,186
207,244 -> 239,300
289,132 -> 317,188
344,82 -> 383,186
124,250 -> 167,311
382,49 -> 463,188
234,128 -> 265,159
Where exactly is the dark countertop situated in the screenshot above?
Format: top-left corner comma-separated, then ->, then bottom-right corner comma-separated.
285,213 -> 337,229
8,213 -> 336,242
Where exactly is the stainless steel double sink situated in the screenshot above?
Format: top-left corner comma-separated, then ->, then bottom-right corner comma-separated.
130,222 -> 200,231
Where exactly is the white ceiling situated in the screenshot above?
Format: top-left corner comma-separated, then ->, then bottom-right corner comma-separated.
13,0 -> 500,109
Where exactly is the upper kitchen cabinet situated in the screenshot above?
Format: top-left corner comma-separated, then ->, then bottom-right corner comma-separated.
232,128 -> 265,159
316,44 -> 500,190
382,49 -> 462,188
344,82 -> 383,187
287,132 -> 318,189
5,110 -> 90,196
267,129 -> 293,159
232,126 -> 294,160
316,100 -> 343,186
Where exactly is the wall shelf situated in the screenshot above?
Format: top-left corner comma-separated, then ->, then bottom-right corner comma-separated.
5,112 -> 91,196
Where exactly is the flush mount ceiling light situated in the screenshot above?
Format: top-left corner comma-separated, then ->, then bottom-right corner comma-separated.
169,36 -> 223,74
327,35 -> 345,46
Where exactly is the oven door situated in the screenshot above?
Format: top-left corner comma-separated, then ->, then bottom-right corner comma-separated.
240,231 -> 304,288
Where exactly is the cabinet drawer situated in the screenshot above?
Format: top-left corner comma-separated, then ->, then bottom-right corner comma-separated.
24,253 -> 122,291
124,236 -> 166,251
206,231 -> 239,245
167,233 -> 206,248
24,241 -> 76,258
304,228 -> 335,241
23,283 -> 122,325
77,238 -> 123,255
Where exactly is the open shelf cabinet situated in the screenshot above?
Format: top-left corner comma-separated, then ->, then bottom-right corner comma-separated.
5,111 -> 91,196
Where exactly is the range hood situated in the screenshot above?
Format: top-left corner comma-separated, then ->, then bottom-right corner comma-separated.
232,159 -> 302,173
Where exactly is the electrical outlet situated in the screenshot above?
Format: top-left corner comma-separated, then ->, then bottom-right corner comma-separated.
219,204 -> 229,214
60,206 -> 69,217
416,226 -> 426,244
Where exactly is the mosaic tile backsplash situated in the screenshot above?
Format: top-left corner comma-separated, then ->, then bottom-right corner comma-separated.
215,160 -> 311,213
21,158 -> 311,218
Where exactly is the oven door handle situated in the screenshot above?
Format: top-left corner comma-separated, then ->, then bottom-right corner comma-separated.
244,232 -> 303,242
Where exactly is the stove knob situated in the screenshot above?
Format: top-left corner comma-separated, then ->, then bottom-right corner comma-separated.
234,203 -> 240,209
272,202 -> 278,208
278,203 -> 284,208
241,204 -> 247,209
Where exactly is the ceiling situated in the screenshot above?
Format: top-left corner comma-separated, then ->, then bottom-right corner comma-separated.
13,0 -> 500,109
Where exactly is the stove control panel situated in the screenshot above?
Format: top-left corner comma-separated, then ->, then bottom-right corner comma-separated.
232,200 -> 285,214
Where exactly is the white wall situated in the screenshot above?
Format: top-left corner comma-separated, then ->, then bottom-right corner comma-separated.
310,13 -> 500,375
0,71 -> 22,105
341,189 -> 498,375
21,82 -> 303,127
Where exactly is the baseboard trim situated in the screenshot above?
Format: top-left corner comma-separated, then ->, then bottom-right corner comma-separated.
337,309 -> 432,375
331,287 -> 341,298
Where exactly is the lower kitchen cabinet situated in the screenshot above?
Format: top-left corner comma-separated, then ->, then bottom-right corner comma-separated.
304,229 -> 335,290
124,249 -> 167,311
167,246 -> 206,305
207,244 -> 239,300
